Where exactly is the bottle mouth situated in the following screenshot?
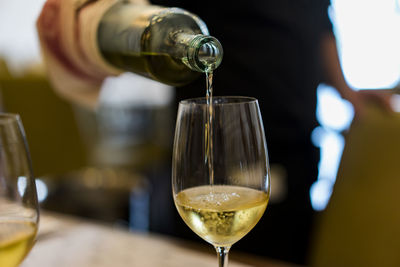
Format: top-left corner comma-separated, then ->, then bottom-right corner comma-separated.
187,35 -> 223,73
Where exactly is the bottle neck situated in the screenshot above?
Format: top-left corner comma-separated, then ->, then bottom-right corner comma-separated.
173,33 -> 223,73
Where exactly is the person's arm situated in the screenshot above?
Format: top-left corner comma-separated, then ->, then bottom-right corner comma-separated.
320,32 -> 393,117
37,0 -> 149,109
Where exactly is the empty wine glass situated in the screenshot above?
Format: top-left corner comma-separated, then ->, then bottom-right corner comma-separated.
172,96 -> 270,267
0,113 -> 39,267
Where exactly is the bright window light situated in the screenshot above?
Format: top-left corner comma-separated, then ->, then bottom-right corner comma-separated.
310,178 -> 334,211
316,85 -> 354,131
331,0 -> 400,89
311,0 -> 400,211
0,0 -> 46,73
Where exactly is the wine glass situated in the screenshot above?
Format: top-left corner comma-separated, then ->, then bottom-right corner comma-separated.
172,96 -> 270,267
0,113 -> 39,267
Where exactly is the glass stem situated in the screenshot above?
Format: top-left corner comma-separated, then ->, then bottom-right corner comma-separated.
215,246 -> 230,267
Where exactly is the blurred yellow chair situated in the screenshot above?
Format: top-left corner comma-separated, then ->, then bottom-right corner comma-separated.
310,105 -> 400,266
0,59 -> 11,79
0,61 -> 88,177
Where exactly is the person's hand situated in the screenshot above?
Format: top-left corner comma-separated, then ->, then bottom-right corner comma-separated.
342,88 -> 394,119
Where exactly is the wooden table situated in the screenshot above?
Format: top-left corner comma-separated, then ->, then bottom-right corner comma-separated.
21,213 -> 298,267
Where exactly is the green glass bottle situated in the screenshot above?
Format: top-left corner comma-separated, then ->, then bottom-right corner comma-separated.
98,1 -> 223,86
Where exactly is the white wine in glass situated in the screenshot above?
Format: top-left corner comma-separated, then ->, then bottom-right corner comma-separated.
172,97 -> 270,267
0,114 -> 39,267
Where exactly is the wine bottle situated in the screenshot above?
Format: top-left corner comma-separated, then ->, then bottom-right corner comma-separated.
97,1 -> 223,86
37,0 -> 222,107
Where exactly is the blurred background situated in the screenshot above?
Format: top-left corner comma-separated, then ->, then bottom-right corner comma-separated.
0,0 -> 176,232
1,0 -> 400,265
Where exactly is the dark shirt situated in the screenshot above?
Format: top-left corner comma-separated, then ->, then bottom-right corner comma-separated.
149,1 -> 333,264
152,0 -> 333,145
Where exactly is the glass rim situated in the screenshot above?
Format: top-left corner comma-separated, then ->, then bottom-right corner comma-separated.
179,96 -> 258,106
